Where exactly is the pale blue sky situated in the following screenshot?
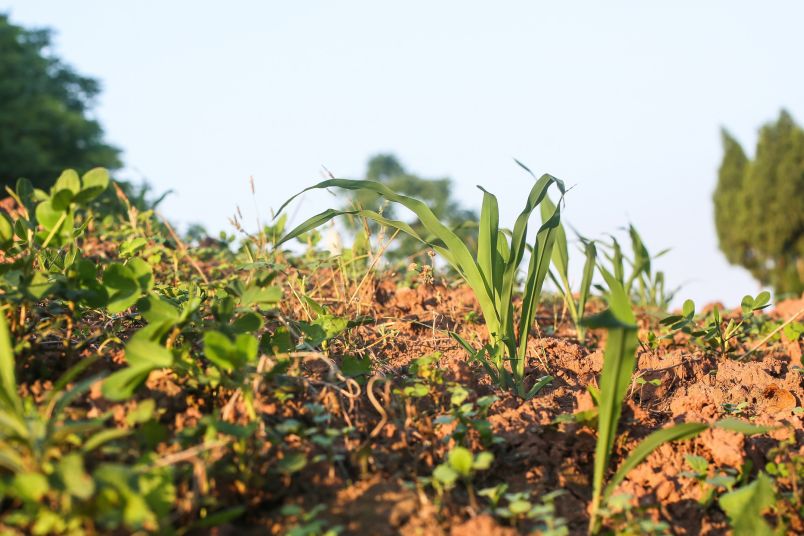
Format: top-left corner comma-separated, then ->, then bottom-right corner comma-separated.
3,1 -> 803,306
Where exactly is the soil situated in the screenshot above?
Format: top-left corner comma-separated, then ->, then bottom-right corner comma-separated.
246,272 -> 803,535
10,260 -> 804,535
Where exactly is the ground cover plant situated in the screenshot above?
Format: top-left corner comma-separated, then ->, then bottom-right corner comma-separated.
0,165 -> 801,535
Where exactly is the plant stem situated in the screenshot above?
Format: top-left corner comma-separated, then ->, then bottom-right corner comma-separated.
39,212 -> 67,249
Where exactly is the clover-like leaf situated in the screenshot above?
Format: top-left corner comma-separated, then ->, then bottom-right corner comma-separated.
103,263 -> 140,313
473,451 -> 494,471
448,447 -> 474,478
54,169 -> 81,195
57,453 -> 95,500
11,472 -> 49,502
719,472 -> 775,536
74,168 -> 110,204
433,464 -> 458,487
239,286 -> 282,308
203,331 -> 257,372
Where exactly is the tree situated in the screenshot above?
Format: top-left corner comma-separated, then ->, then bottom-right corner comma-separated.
0,14 -> 121,190
343,154 -> 478,263
714,111 -> 804,296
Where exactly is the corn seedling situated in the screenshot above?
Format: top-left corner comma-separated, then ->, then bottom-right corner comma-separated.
540,195 -> 596,341
583,269 -> 771,534
275,163 -> 565,398
597,225 -> 677,310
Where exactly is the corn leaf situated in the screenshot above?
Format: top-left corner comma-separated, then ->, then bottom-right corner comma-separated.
275,179 -> 497,326
498,173 -> 561,353
517,201 -> 562,360
602,422 -> 708,501
584,267 -> 638,526
477,186 -> 500,313
540,196 -> 568,279
577,239 -> 597,325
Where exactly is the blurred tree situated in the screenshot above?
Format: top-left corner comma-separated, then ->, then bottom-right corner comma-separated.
343,154 -> 478,263
0,14 -> 121,190
714,110 -> 804,296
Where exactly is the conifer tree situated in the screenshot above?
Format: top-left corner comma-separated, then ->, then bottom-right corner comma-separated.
714,111 -> 804,295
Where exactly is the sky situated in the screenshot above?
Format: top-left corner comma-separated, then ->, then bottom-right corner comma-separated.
3,1 -> 803,307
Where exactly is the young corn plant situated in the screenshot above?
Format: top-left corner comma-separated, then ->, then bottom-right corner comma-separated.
540,196 -> 596,341
584,269 -> 770,534
598,225 -> 676,310
274,163 -> 565,398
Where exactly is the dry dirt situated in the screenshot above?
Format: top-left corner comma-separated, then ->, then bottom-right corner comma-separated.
221,271 -> 803,535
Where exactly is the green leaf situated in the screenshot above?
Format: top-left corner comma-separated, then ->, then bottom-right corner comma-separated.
448,447 -> 474,477
78,168 -> 110,202
278,451 -> 307,474
577,239 -> 597,336
125,335 -> 173,368
603,422 -> 708,501
120,237 -> 148,258
102,365 -> 152,401
239,286 -> 282,307
508,499 -> 532,515
589,267 -> 638,525
12,472 -> 49,502
682,299 -> 695,317
433,464 -> 458,486
541,195 -> 569,279
0,445 -> 25,473
0,212 -> 12,244
517,197 -> 561,360
341,355 -> 371,378
204,331 -> 257,372
714,418 -> 773,435
57,453 -> 95,500
138,294 -> 181,325
473,451 -> 494,470
103,263 -> 140,313
752,291 -> 771,311
231,312 -> 264,333
51,188 -> 75,211
718,472 -> 776,536
0,311 -> 21,413
313,314 -> 349,341
54,169 -> 81,195
102,335 -> 173,401
190,506 -> 247,529
477,186 -> 500,303
83,428 -> 131,452
127,257 -> 154,293
35,199 -> 66,231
